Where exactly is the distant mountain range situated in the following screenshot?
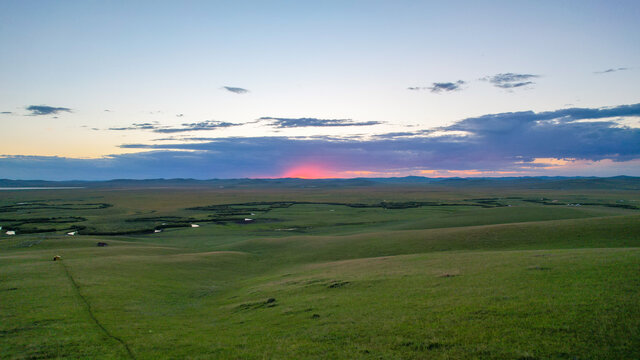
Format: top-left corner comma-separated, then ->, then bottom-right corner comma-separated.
1,176 -> 639,190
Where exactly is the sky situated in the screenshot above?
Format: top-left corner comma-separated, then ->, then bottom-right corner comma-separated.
1,0 -> 639,180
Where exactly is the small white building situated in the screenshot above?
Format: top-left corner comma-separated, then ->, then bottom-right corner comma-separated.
154,229 -> 162,233
67,231 -> 76,236
6,230 -> 15,236
244,218 -> 254,222
191,224 -> 200,228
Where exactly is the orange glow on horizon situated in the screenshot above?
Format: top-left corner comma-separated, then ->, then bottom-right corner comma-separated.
281,164 -> 332,179
273,158 -> 631,179
527,157 -> 575,168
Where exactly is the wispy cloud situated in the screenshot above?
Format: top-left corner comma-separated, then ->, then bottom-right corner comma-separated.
108,120 -> 239,133
594,67 -> 629,74
429,80 -> 465,93
1,111 -> 13,114
372,131 -> 424,139
108,123 -> 158,131
26,105 -> 72,116
223,86 -> 249,94
259,117 -> 383,128
154,120 -> 237,133
481,73 -> 540,89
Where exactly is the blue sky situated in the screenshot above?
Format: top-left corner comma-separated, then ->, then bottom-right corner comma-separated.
1,1 -> 639,179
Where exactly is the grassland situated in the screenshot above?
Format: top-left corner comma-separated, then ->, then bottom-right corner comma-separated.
1,182 -> 639,359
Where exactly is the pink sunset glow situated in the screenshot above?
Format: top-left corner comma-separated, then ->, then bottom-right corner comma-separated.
281,164 -> 333,179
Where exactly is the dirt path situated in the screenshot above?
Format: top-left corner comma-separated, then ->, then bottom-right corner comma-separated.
58,260 -> 136,359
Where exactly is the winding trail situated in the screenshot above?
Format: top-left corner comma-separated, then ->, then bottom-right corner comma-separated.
58,260 -> 136,359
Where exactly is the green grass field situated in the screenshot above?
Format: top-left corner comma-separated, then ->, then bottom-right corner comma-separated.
1,185 -> 639,359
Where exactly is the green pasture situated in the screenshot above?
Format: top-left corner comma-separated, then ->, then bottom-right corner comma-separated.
1,186 -> 639,359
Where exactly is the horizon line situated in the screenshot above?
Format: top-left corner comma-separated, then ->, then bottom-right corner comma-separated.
1,175 -> 638,182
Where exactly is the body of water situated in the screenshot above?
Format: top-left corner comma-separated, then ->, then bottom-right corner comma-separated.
0,187 -> 84,190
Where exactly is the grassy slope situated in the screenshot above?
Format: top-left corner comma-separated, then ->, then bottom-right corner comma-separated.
1,187 -> 639,359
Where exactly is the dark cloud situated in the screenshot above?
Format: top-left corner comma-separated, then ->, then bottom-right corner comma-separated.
26,105 -> 72,116
223,86 -> 249,94
3,103 -> 639,179
259,117 -> 382,128
115,103 -> 640,175
594,67 -> 629,74
176,114 -> 184,117
407,87 -> 425,91
429,80 -> 465,93
1,111 -> 13,114
446,103 -> 640,134
104,109 -> 111,112
481,73 -> 539,89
